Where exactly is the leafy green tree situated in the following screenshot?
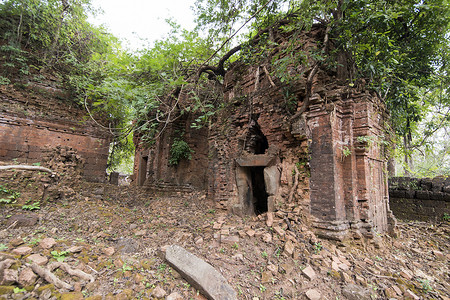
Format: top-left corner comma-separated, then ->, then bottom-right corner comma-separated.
193,0 -> 450,176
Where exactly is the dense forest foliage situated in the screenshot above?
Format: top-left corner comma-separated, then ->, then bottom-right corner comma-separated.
0,0 -> 449,176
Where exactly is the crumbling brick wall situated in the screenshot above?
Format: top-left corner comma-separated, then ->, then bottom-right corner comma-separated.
135,25 -> 397,240
133,103 -> 210,192
0,78 -> 111,182
389,177 -> 450,221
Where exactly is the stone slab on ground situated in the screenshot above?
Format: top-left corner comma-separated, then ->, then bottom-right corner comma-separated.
165,245 -> 237,300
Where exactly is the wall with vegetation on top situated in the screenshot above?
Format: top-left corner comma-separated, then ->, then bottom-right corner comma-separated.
0,77 -> 111,182
389,177 -> 450,222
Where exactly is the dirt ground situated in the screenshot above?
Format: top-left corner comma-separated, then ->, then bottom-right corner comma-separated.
0,152 -> 449,300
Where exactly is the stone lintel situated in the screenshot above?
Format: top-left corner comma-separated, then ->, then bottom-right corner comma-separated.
235,155 -> 274,167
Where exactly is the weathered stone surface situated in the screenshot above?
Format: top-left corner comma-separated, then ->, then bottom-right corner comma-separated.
102,247 -> 115,256
261,271 -> 272,283
165,245 -> 237,300
302,265 -> 316,281
152,286 -> 167,298
1,268 -> 18,285
262,233 -> 272,243
12,246 -> 32,256
167,292 -> 184,300
284,240 -> 295,256
267,264 -> 278,275
389,176 -> 450,222
273,226 -> 286,237
27,254 -> 48,266
235,155 -> 274,167
404,289 -> 420,300
18,267 -> 37,286
263,166 -> 280,195
0,79 -> 110,183
39,238 -> 56,249
305,289 -> 321,300
67,246 -> 83,253
266,212 -> 273,227
342,284 -> 372,300
9,238 -> 24,247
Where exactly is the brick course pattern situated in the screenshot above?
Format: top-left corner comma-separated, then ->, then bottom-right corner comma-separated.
389,177 -> 450,221
0,79 -> 110,182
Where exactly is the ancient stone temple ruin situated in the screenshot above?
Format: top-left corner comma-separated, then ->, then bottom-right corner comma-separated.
0,76 -> 111,182
134,25 -> 397,240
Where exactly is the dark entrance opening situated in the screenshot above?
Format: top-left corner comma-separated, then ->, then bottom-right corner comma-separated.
138,156 -> 148,186
250,166 -> 268,215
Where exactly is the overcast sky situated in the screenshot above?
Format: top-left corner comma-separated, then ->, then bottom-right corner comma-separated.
89,0 -> 196,50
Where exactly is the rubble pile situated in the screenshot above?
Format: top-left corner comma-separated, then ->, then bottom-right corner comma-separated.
0,184 -> 448,299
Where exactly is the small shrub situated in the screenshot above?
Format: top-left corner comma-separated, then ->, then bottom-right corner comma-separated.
169,137 -> 194,166
22,201 -> 40,211
313,242 -> 322,254
51,250 -> 68,262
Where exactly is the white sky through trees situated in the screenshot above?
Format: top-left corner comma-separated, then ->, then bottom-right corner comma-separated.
89,0 -> 196,50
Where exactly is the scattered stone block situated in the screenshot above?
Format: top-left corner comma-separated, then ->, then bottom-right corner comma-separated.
167,292 -> 184,300
232,253 -> 244,261
273,226 -> 285,237
266,212 -> 273,227
342,284 -> 371,300
9,238 -> 24,247
27,254 -> 48,266
338,263 -> 349,271
261,271 -> 272,283
18,267 -> 37,286
213,222 -> 223,230
67,246 -> 83,253
262,233 -> 272,243
267,264 -> 278,275
165,245 -> 237,300
404,289 -> 420,300
40,238 -> 56,249
221,235 -> 239,244
302,265 -> 316,281
384,287 -> 397,298
103,247 -> 115,256
340,271 -> 352,283
305,289 -> 321,300
1,268 -> 18,285
392,285 -> 402,296
152,286 -> 167,298
432,250 -> 445,260
12,246 -> 32,256
284,240 -> 295,256
400,269 -> 413,280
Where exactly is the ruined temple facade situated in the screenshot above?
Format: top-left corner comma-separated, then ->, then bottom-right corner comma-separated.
0,76 -> 111,182
134,26 -> 397,240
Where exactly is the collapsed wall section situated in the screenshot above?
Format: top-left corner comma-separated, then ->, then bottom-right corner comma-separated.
0,80 -> 110,182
